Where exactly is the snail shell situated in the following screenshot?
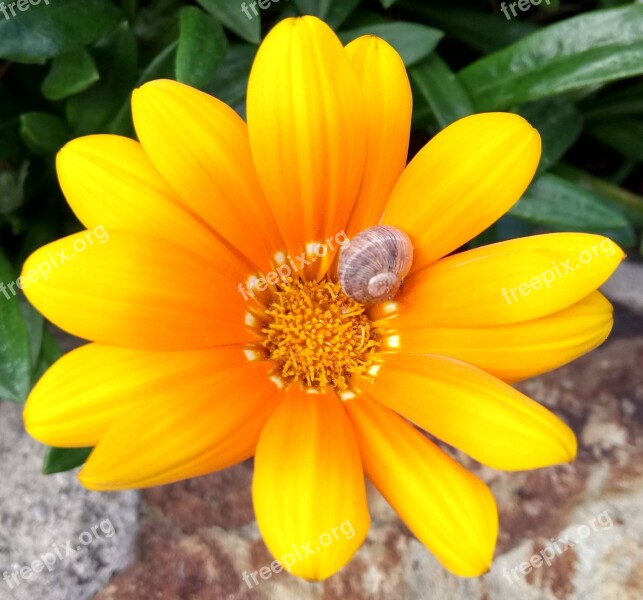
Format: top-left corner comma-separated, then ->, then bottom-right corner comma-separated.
338,225 -> 413,304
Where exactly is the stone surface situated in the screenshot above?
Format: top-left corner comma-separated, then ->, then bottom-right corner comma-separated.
602,260 -> 643,313
90,263 -> 643,600
0,401 -> 140,600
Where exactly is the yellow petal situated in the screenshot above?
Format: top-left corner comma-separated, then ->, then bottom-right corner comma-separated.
252,385 -> 369,580
355,354 -> 577,470
56,135 -> 252,270
373,233 -> 625,327
379,292 -> 614,382
344,35 -> 412,236
345,395 -> 497,576
247,17 -> 367,277
132,79 -> 283,273
381,112 -> 541,271
79,361 -> 282,490
21,231 -> 253,350
24,344 -> 250,447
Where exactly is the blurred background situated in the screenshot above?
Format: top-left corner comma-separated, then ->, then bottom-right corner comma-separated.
0,0 -> 642,598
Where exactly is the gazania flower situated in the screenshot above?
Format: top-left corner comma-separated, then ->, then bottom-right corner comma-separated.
22,16 -> 623,580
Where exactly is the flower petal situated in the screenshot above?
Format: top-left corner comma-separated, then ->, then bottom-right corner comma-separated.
21,231 -> 254,350
79,361 -> 282,490
381,112 -> 541,271
252,385 -> 369,580
344,35 -> 412,236
345,395 -> 497,576
379,291 -> 614,382
132,79 -> 283,272
372,233 -> 625,327
354,354 -> 577,470
56,134 -> 252,270
247,17 -> 367,277
24,344 -> 251,447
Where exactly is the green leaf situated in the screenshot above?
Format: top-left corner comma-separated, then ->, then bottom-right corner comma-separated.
0,162 -> 29,215
32,326 -> 61,384
0,123 -> 23,163
459,5 -> 643,110
517,97 -> 584,173
589,118 -> 643,161
134,42 -> 178,86
41,48 -> 100,101
380,0 -> 397,8
510,174 -> 634,240
19,112 -> 72,155
18,297 -> 44,370
196,0 -> 261,44
582,83 -> 643,121
326,0 -> 361,29
206,43 -> 256,113
410,53 -> 474,129
0,92 -> 26,162
339,22 -> 444,67
342,9 -> 388,29
410,96 -> 437,130
42,447 -> 93,475
294,0 -> 332,19
0,247 -> 31,403
598,0 -> 632,6
132,0 -> 180,43
399,1 -> 538,54
176,7 -> 227,90
0,0 -> 122,63
66,22 -> 138,136
122,0 -> 138,21
555,163 -> 643,227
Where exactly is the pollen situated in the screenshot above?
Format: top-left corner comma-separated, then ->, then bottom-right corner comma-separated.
262,278 -> 379,391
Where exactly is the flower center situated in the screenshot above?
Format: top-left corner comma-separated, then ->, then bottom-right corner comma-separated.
262,278 -> 379,391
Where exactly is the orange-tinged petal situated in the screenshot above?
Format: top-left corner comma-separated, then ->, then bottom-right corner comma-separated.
345,395 -> 497,576
381,112 -> 541,271
132,79 -> 283,273
21,231 -> 253,350
344,36 -> 412,236
372,233 -> 625,327
79,361 -> 282,490
24,344 -> 250,447
56,135 -> 252,270
379,291 -> 613,382
252,385 -> 369,580
354,354 -> 577,470
247,17 -> 367,278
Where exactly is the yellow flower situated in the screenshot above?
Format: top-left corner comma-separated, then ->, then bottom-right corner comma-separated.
22,16 -> 623,581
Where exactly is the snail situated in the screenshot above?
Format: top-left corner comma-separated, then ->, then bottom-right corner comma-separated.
338,225 -> 414,304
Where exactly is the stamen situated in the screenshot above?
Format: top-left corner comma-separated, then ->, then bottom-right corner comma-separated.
262,278 -> 379,391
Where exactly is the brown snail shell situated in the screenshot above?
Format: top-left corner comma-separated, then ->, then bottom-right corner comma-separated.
338,225 -> 413,304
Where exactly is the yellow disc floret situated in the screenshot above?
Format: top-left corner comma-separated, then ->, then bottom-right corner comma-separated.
262,278 -> 379,391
